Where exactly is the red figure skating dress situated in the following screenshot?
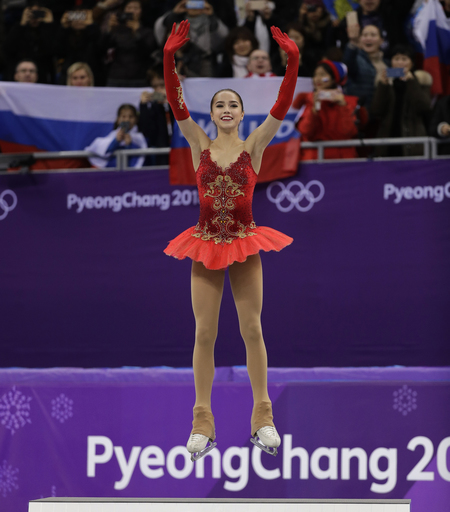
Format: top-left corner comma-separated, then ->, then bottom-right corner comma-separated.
164,149 -> 293,270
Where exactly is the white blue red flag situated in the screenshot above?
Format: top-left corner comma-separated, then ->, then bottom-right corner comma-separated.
0,82 -> 144,154
413,0 -> 450,95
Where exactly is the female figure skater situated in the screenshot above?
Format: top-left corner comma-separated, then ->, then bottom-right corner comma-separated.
163,20 -> 299,461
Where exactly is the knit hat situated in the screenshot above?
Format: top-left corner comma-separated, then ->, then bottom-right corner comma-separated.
318,59 -> 348,86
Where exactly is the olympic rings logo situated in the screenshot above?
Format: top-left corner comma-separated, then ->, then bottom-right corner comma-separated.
266,180 -> 325,212
0,190 -> 18,220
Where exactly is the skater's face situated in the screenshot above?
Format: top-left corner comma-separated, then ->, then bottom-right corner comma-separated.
210,91 -> 244,131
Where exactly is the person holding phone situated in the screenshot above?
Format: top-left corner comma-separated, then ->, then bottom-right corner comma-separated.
153,0 -> 229,78
370,44 -> 432,157
5,1 -> 56,83
56,9 -> 103,86
85,104 -> 147,168
163,21 -> 299,461
297,0 -> 334,65
102,0 -> 156,87
293,59 -> 365,160
139,66 -> 174,165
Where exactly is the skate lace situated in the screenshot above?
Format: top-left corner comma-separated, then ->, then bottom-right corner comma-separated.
259,426 -> 278,439
190,434 -> 206,442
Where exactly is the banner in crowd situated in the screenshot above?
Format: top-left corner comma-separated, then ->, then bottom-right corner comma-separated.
0,367 -> 449,512
0,160 -> 449,369
169,77 -> 312,184
0,82 -> 146,154
413,0 -> 450,95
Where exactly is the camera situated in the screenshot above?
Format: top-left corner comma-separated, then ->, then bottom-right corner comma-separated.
386,67 -> 405,78
153,91 -> 166,103
118,12 -> 134,23
119,121 -> 131,133
186,0 -> 205,8
317,90 -> 334,100
31,9 -> 46,19
67,11 -> 87,22
306,4 -> 318,12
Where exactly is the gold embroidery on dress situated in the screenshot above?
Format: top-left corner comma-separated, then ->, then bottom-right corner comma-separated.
192,174 -> 257,245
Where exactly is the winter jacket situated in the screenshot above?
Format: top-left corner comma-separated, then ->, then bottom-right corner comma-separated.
343,44 -> 388,111
429,96 -> 450,155
293,92 -> 361,160
370,70 -> 433,156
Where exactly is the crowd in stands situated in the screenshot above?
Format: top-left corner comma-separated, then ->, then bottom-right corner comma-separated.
1,0 -> 450,162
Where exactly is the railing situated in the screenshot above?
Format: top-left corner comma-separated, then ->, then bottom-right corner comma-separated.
0,137 -> 449,174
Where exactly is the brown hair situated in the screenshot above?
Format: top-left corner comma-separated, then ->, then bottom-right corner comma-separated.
210,89 -> 244,112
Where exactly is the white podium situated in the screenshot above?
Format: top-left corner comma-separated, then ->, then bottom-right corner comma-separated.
29,497 -> 411,512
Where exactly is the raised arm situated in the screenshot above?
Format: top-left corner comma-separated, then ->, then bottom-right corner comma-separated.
163,20 -> 209,163
246,26 -> 299,162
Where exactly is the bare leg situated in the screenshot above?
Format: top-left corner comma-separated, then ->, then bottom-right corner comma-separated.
191,261 -> 225,410
228,254 -> 270,405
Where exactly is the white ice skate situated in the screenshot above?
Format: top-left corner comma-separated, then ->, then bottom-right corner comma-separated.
250,426 -> 281,456
186,433 -> 217,462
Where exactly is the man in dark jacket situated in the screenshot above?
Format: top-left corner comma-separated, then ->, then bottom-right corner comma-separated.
430,95 -> 450,155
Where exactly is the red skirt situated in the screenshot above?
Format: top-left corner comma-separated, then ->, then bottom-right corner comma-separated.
164,226 -> 293,270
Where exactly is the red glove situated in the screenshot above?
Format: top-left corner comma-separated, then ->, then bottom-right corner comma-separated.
163,20 -> 190,121
270,26 -> 300,120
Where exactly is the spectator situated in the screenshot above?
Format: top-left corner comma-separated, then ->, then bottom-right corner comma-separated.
297,0 -> 334,64
66,62 -> 94,86
217,26 -> 259,78
5,2 -> 56,83
102,0 -> 156,87
85,103 -> 147,168
430,95 -> 450,155
370,44 -> 432,157
293,59 -> 364,160
335,0 -> 416,55
2,0 -> 27,35
246,49 -> 276,77
273,21 -> 316,77
14,59 -> 39,82
343,24 -> 388,110
139,66 -> 173,165
154,1 -> 228,77
243,1 -> 275,55
56,8 -> 103,85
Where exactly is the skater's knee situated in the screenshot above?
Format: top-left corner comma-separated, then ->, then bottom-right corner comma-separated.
240,321 -> 263,345
195,325 -> 218,347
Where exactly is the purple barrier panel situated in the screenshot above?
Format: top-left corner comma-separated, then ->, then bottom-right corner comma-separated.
1,160 -> 450,368
0,372 -> 448,512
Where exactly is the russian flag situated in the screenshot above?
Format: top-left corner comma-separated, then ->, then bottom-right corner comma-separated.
413,0 -> 450,95
169,77 -> 312,185
0,82 -> 145,168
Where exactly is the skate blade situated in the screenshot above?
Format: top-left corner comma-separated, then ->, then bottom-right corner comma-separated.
190,441 -> 217,462
250,436 -> 278,456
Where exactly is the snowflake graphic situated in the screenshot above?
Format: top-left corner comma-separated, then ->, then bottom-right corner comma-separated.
0,460 -> 19,497
393,385 -> 418,416
0,387 -> 32,435
51,394 -> 73,424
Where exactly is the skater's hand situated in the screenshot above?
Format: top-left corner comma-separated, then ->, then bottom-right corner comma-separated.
271,26 -> 299,59
164,20 -> 190,55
